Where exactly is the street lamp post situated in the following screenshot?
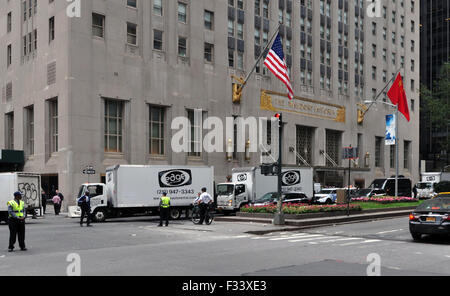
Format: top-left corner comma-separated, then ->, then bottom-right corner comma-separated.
364,100 -> 399,198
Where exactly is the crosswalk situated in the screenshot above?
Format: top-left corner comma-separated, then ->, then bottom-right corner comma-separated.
247,232 -> 391,247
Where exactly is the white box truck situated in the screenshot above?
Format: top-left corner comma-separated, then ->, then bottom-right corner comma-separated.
416,172 -> 450,199
76,165 -> 214,222
0,173 -> 41,223
216,167 -> 314,213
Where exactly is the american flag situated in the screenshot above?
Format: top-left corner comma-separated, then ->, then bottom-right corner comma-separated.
264,33 -> 294,100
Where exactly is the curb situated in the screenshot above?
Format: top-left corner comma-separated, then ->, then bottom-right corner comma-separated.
214,208 -> 414,234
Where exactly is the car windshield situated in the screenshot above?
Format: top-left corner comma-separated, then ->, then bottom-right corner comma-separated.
318,189 -> 335,194
417,182 -> 432,189
77,186 -> 85,198
357,189 -> 372,196
415,198 -> 450,212
255,192 -> 278,203
370,179 -> 386,189
217,184 -> 234,195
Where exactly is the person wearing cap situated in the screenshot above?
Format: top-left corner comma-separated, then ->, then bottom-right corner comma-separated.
7,192 -> 27,252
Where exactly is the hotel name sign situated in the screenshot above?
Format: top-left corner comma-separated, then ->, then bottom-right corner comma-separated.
260,90 -> 346,123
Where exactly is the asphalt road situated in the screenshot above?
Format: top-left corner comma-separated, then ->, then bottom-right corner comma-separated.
1,214 -> 449,276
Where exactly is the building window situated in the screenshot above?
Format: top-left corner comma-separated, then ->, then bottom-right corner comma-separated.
5,112 -> 14,150
153,30 -> 163,51
375,137 -> 383,168
92,13 -> 105,38
7,12 -> 12,33
204,10 -> 214,30
178,2 -> 187,23
23,1 -> 27,22
390,145 -> 395,168
178,36 -> 187,57
49,16 -> 55,43
49,99 -> 58,153
23,36 -> 27,56
104,100 -> 123,153
187,110 -> 201,157
127,22 -> 137,45
127,0 -> 137,8
326,130 -> 341,167
204,43 -> 214,63
296,125 -> 314,165
404,141 -> 410,170
34,29 -> 37,50
237,51 -> 244,70
149,106 -> 165,155
25,106 -> 34,156
7,44 -> 12,67
153,0 -> 162,16
228,49 -> 234,68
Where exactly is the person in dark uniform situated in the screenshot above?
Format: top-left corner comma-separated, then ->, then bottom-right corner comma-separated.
159,192 -> 171,227
78,191 -> 92,227
7,192 -> 27,252
41,190 -> 47,215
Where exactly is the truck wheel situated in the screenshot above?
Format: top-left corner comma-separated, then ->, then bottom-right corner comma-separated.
93,209 -> 107,223
170,208 -> 182,220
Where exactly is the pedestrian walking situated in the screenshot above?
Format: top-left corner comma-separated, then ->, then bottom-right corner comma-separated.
56,189 -> 64,211
7,192 -> 27,252
198,187 -> 213,225
159,192 -> 171,227
52,194 -> 62,215
41,190 -> 47,215
77,191 -> 92,227
413,184 -> 418,199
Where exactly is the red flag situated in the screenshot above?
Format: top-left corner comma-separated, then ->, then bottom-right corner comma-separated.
387,73 -> 410,122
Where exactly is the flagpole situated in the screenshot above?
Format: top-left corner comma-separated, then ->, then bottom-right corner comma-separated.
363,67 -> 402,116
242,22 -> 283,87
395,104 -> 399,198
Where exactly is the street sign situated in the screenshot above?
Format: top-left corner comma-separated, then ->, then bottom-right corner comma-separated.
83,169 -> 95,175
343,147 -> 358,160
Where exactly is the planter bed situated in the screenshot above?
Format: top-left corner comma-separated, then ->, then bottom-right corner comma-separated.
237,202 -> 419,220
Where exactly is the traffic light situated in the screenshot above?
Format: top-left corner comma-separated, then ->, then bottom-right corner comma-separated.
232,83 -> 242,103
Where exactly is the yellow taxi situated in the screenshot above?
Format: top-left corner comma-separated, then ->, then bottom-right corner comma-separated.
432,192 -> 450,199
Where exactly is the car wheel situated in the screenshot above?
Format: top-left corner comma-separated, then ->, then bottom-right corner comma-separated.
411,232 -> 422,241
326,199 -> 333,205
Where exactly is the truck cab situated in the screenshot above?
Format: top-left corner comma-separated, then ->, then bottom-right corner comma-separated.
77,183 -> 108,221
416,182 -> 436,199
216,183 -> 248,213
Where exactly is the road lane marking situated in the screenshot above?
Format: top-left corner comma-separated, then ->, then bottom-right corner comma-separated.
269,233 -> 317,241
320,237 -> 362,243
339,239 -> 381,246
288,236 -> 336,243
376,229 -> 403,234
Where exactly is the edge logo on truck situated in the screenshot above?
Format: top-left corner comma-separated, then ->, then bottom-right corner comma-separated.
237,174 -> 248,182
159,169 -> 192,187
281,170 -> 301,186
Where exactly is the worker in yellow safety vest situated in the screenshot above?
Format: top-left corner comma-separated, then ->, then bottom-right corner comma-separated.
7,191 -> 27,252
159,192 -> 171,227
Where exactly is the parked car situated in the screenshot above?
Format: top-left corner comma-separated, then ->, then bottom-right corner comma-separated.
313,188 -> 338,204
369,177 -> 412,197
355,188 -> 387,198
409,194 -> 450,241
252,192 -> 310,206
